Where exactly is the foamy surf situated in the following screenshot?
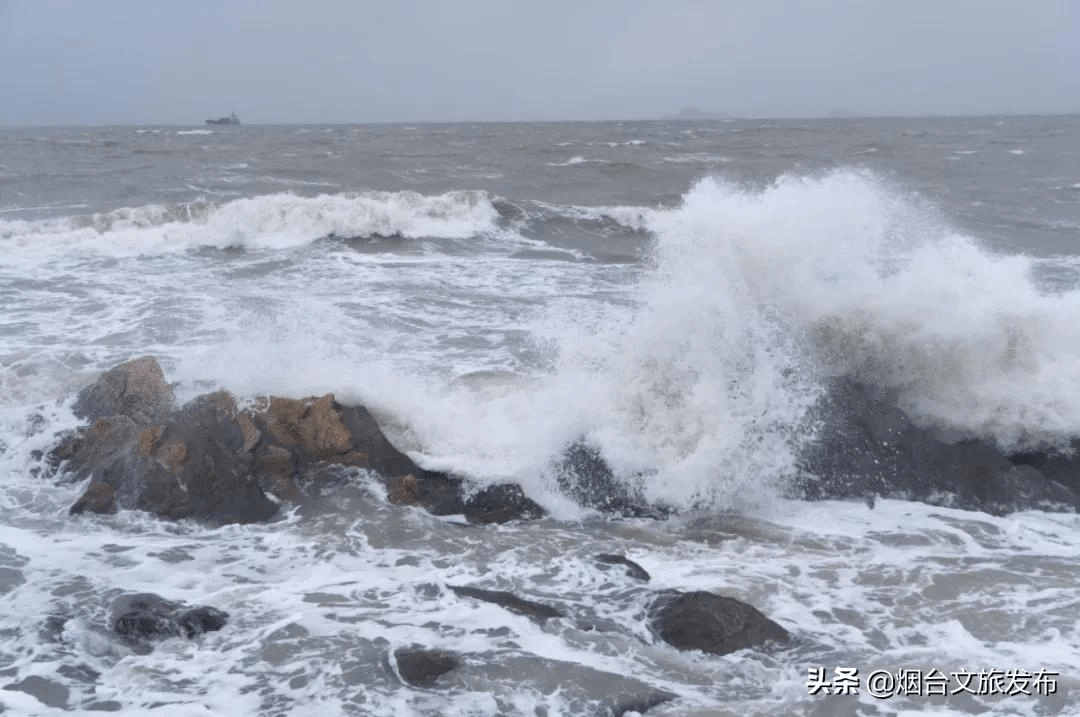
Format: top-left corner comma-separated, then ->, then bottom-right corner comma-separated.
2,117 -> 1079,716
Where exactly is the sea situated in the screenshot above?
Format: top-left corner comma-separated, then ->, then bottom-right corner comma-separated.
1,116 -> 1079,716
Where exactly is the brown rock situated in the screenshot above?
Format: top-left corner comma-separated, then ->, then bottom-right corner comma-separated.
70,482 -> 116,515
262,395 -> 354,460
157,440 -> 187,472
55,358 -> 540,526
386,474 -> 421,504
385,473 -> 465,515
236,412 -> 261,454
72,356 -> 174,423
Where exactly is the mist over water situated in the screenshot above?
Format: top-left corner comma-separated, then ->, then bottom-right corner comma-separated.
1,117 -> 1079,715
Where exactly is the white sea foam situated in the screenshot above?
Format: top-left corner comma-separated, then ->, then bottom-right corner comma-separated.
389,171 -> 1080,507
660,153 -> 734,165
546,156 -> 601,167
176,129 -> 214,136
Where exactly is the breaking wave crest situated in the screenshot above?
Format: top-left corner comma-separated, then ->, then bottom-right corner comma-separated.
0,190 -> 505,258
365,170 -> 1080,511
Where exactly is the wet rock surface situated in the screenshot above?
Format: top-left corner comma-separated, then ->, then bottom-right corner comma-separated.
52,357 -> 544,525
448,584 -> 564,622
594,553 -> 651,582
649,590 -> 790,656
462,483 -> 546,524
554,442 -> 669,519
798,378 -> 1080,515
393,647 -> 460,688
110,593 -> 228,651
71,356 -> 175,424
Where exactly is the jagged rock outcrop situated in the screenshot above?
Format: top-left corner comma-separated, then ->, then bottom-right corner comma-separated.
52,357 -> 544,525
798,378 -> 1079,515
649,590 -> 789,656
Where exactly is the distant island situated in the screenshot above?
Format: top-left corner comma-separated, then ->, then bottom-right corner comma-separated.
663,108 -> 736,120
826,108 -> 863,118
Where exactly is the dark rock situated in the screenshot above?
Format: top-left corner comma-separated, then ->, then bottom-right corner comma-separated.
72,356 -> 174,423
649,590 -> 789,656
798,378 -> 1079,515
177,606 -> 229,638
1010,440 -> 1080,495
594,554 -> 650,582
66,393 -> 279,523
385,473 -> 466,515
110,593 -> 228,645
393,647 -> 460,687
448,585 -> 563,622
463,483 -> 546,524
554,442 -> 668,518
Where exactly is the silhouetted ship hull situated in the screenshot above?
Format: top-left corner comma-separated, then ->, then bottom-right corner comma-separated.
205,113 -> 241,126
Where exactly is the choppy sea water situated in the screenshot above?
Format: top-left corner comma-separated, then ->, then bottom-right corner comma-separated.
1,117 -> 1079,715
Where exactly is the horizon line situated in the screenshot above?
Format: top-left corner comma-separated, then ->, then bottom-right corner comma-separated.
3,110 -> 1080,129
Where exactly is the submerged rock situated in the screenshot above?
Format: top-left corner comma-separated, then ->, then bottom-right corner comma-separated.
594,554 -> 651,582
448,584 -> 563,622
649,590 -> 789,656
52,357 -> 544,525
110,593 -> 228,648
393,647 -> 460,688
798,378 -> 1080,515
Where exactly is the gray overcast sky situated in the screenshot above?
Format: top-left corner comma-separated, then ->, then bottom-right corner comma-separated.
0,0 -> 1078,124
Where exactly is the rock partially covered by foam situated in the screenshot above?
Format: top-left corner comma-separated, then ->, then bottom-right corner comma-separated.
649,590 -> 789,656
798,378 -> 1080,515
110,593 -> 228,648
554,442 -> 669,519
51,357 -> 545,525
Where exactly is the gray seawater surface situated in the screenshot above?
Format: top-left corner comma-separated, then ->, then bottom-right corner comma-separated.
1,117 -> 1079,715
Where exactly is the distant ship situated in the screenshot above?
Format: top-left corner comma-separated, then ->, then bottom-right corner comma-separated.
205,112 -> 240,126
